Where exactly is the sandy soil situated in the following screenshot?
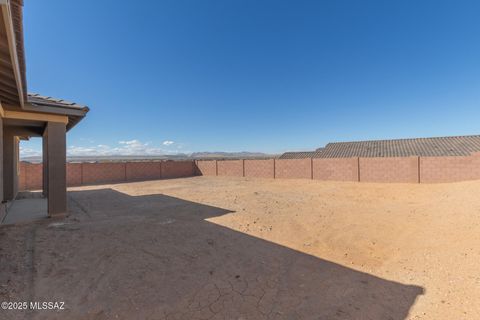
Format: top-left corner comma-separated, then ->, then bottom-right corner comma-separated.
0,176 -> 479,319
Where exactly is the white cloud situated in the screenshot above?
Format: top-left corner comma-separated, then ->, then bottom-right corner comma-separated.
20,139 -> 184,158
66,139 -> 181,157
20,146 -> 42,158
162,140 -> 174,146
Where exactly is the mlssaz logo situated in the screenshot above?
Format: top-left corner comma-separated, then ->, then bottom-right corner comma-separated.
29,301 -> 65,310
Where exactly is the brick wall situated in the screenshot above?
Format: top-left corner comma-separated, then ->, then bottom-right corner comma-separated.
195,160 -> 216,176
126,162 -> 161,181
313,158 -> 358,181
22,163 -> 42,190
359,157 -> 419,183
244,159 -> 274,178
196,155 -> 480,183
67,163 -> 83,186
420,153 -> 480,183
162,161 -> 195,179
82,163 -> 127,185
275,159 -> 312,179
217,160 -> 244,177
20,154 -> 480,190
20,160 -> 197,191
19,162 -> 28,191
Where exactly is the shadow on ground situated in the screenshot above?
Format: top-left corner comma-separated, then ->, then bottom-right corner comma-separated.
0,188 -> 423,320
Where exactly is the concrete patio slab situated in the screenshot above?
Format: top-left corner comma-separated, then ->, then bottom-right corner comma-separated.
2,197 -> 47,225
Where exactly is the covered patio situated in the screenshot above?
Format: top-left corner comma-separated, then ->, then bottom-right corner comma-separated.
0,0 -> 88,222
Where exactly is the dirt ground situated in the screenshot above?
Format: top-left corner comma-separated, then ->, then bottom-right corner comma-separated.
0,176 -> 479,319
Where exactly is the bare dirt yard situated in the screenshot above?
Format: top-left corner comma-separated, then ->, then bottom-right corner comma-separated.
1,176 -> 479,319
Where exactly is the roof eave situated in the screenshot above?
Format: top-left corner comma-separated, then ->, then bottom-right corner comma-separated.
0,0 -> 25,107
24,103 -> 89,131
3,101 -> 89,131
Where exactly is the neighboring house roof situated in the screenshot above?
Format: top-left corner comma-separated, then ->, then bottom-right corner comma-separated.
279,151 -> 317,159
316,135 -> 480,158
278,148 -> 327,159
25,93 -> 89,130
315,147 -> 324,156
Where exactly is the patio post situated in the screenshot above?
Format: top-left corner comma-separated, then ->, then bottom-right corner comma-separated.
3,128 -> 18,201
43,121 -> 67,217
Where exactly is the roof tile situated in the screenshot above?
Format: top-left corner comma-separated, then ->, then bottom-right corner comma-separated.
317,135 -> 480,158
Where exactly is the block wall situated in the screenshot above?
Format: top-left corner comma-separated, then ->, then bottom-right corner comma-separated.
196,155 -> 480,183
244,159 -> 275,178
23,163 -> 42,190
161,161 -> 195,179
217,160 -> 244,177
20,153 -> 480,190
313,158 -> 358,181
67,163 -> 83,186
275,159 -> 312,179
420,153 -> 480,183
195,160 -> 216,176
126,162 -> 161,181
359,157 -> 419,183
20,160 -> 197,191
82,162 -> 126,185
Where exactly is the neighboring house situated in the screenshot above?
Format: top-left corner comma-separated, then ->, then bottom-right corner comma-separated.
278,151 -> 318,159
278,148 -> 325,159
280,135 -> 480,159
0,0 -> 88,220
317,135 -> 480,158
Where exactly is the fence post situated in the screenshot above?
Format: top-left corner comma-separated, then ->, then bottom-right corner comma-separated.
80,162 -> 84,186
273,159 -> 276,179
242,159 -> 245,177
357,157 -> 361,182
310,158 -> 313,180
215,160 -> 218,176
417,156 -> 421,183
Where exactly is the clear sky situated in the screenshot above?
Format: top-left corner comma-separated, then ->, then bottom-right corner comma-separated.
20,0 -> 480,157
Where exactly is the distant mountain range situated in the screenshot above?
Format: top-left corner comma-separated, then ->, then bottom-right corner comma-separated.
20,152 -> 276,163
190,152 -> 274,159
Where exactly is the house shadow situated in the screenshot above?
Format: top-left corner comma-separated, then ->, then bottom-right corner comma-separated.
27,188 -> 423,320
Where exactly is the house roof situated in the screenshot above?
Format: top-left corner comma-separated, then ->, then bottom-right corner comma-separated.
279,150 -> 323,159
315,135 -> 480,158
27,93 -> 88,111
9,0 -> 25,100
0,1 -> 89,131
25,93 -> 89,130
0,0 -> 26,106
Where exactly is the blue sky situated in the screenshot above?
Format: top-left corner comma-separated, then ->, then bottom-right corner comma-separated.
20,0 -> 480,157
